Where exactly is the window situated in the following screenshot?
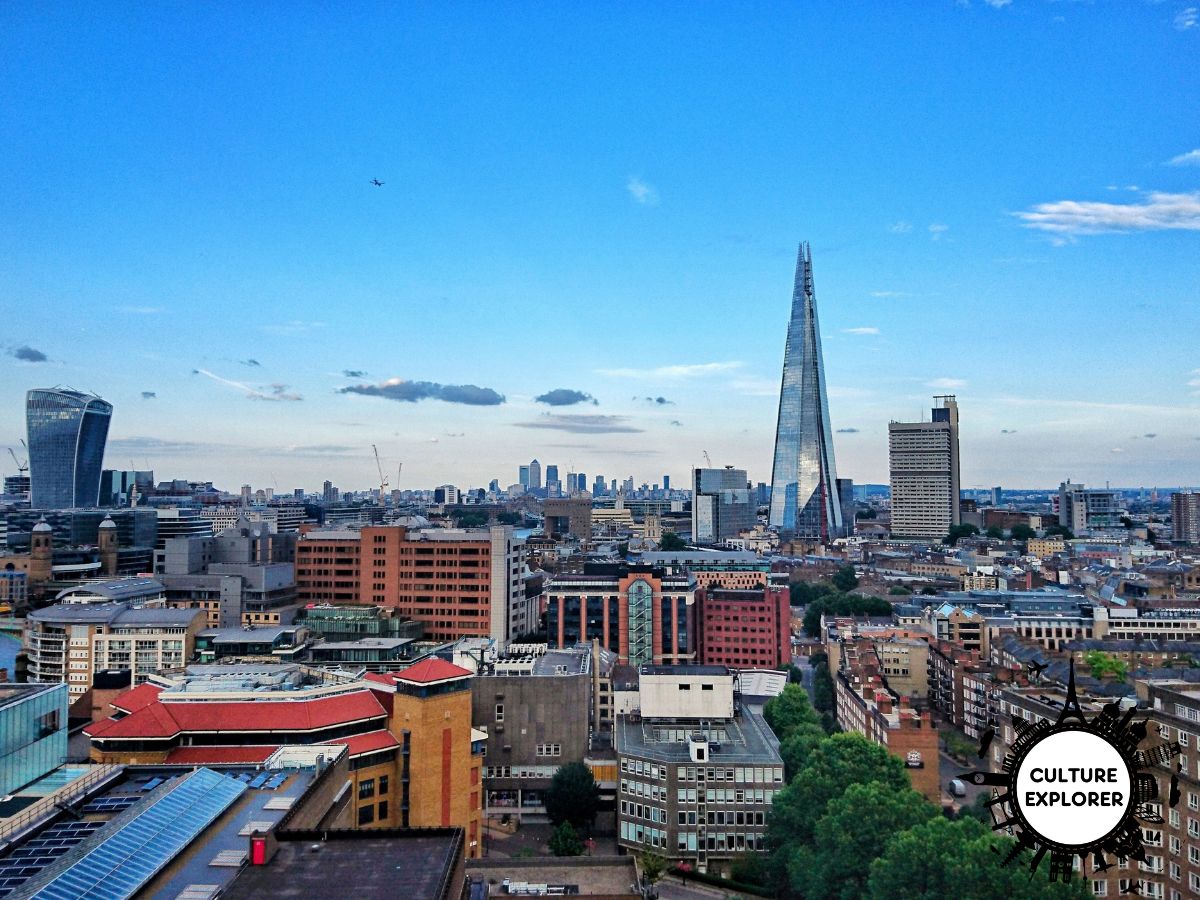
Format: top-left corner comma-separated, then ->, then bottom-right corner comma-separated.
358,805 -> 375,826
358,779 -> 375,800
1092,883 -> 1107,897
379,775 -> 389,796
495,703 -> 504,722
378,801 -> 388,821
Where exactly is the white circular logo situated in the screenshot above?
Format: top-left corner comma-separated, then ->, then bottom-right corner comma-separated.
1013,729 -> 1132,847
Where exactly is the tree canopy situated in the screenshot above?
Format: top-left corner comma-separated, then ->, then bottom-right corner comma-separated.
1044,524 -> 1074,539
544,761 -> 600,831
658,531 -> 687,551
548,821 -> 584,856
1009,523 -> 1036,542
831,565 -> 859,592
866,817 -> 1092,900
802,593 -> 893,637
1084,649 -> 1128,681
943,523 -> 980,546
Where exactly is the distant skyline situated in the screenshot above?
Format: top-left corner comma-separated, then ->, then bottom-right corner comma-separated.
2,4 -> 1198,492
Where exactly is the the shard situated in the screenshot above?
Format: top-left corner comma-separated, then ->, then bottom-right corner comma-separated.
768,242 -> 843,542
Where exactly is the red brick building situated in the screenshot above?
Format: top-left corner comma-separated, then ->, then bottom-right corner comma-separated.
294,524 -> 529,643
698,586 -> 791,669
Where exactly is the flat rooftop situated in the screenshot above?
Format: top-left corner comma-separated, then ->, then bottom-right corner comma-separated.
616,702 -> 782,766
465,858 -> 639,898
224,830 -> 463,900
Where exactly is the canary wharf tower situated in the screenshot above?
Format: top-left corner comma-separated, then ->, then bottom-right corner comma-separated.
769,242 -> 843,542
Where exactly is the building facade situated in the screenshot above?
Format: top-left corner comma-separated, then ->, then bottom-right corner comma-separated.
0,682 -> 68,795
691,467 -> 754,546
26,388 -> 113,509
698,587 -> 791,670
888,396 -> 961,539
1172,492 -> 1200,544
545,564 -> 699,665
768,242 -> 844,543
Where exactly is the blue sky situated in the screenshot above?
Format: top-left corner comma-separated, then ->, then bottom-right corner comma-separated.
2,2 -> 1198,494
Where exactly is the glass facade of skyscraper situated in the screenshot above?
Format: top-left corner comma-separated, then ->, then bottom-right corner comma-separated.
768,243 -> 843,542
0,683 -> 68,796
26,388 -> 113,509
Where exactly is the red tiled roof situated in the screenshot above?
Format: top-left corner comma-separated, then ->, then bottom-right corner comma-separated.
393,657 -> 472,685
163,745 -> 279,764
87,689 -> 388,741
321,729 -> 402,758
111,682 -> 163,714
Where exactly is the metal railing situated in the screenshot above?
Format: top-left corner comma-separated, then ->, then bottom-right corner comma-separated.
0,764 -> 122,848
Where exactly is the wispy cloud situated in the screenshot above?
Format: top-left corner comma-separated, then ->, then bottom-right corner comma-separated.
1175,7 -> 1198,30
669,420 -> 683,427
117,305 -> 162,315
10,345 -> 47,363
842,327 -> 880,336
195,368 -> 303,402
1111,447 -> 1125,454
108,435 -> 235,454
635,395 -> 674,406
887,221 -> 913,234
141,391 -> 157,400
626,176 -> 659,206
1015,191 -> 1200,237
928,223 -> 949,241
535,388 -> 597,407
261,320 -> 325,336
598,361 -> 742,380
927,377 -> 967,389
514,414 -> 644,434
984,0 -> 1011,7
338,377 -> 505,406
1000,429 -> 1018,434
342,369 -> 368,378
836,427 -> 860,434
730,376 -> 778,397
870,290 -> 909,298
241,358 -> 261,368
1167,149 -> 1200,166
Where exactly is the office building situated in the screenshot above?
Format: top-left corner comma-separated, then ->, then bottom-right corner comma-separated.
691,467 -> 753,546
1057,480 -> 1122,534
25,388 -> 113,509
544,497 -> 592,540
698,586 -> 791,669
0,682 -> 68,795
519,465 -> 530,488
888,396 -> 962,539
528,459 -> 542,491
663,475 -> 670,492
639,551 -> 773,590
768,243 -> 843,542
593,475 -> 606,496
98,469 -> 153,507
153,507 -> 212,548
614,666 -> 783,875
545,563 -> 698,665
1174,491 -> 1200,543
295,525 -> 529,644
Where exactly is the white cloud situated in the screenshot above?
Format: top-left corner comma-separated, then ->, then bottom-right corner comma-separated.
1015,191 -> 1200,236
870,290 -> 909,298
842,327 -> 881,335
888,221 -> 913,234
928,223 -> 949,241
926,377 -> 967,389
984,0 -> 1011,7
596,361 -> 743,379
195,368 -> 303,402
626,177 -> 659,206
261,320 -> 326,336
1167,149 -> 1200,166
1175,7 -> 1198,30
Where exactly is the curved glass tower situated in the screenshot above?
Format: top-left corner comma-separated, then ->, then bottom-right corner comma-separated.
768,242 -> 843,542
26,388 -> 113,509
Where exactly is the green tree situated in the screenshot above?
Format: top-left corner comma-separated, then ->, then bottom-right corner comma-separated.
767,733 -> 910,853
548,821 -> 584,856
985,524 -> 1004,539
887,585 -> 912,596
794,782 -> 938,899
831,565 -> 859,592
1084,650 -> 1128,681
1044,524 -> 1074,539
802,593 -> 893,637
1009,523 -> 1035,542
638,851 -> 667,886
544,761 -> 599,831
658,531 -> 686,551
452,509 -> 489,527
809,652 -> 836,718
957,791 -> 994,824
779,722 -> 828,780
919,586 -> 939,595
764,684 -> 822,739
790,580 -> 836,607
943,523 -> 980,546
866,817 -> 1092,900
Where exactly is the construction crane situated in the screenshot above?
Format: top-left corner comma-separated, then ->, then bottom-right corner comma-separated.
702,450 -> 713,468
372,444 -> 389,504
8,446 -> 28,475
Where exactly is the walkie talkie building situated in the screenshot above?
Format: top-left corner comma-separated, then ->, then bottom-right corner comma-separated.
768,242 -> 843,542
26,388 -> 113,509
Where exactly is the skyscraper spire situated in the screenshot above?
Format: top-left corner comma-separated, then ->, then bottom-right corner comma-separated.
768,242 -> 843,542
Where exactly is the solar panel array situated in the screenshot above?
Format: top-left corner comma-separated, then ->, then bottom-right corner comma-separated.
28,768 -> 246,900
81,796 -> 139,815
0,821 -> 106,896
